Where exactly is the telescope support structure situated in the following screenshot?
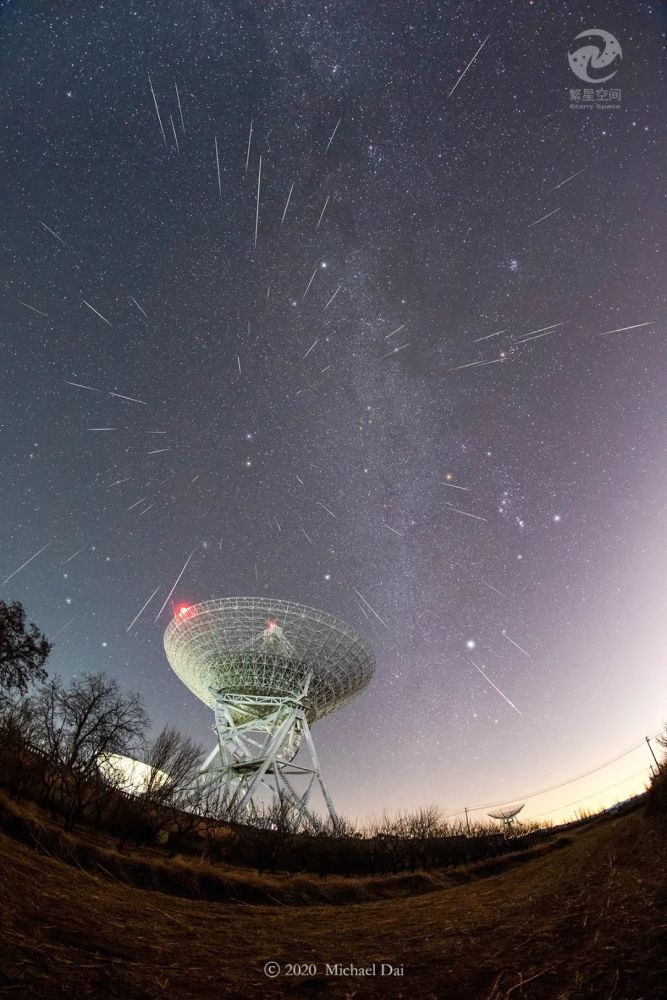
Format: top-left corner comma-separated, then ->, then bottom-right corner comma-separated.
200,675 -> 338,831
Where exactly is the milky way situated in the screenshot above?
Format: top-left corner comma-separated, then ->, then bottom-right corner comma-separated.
1,2 -> 666,823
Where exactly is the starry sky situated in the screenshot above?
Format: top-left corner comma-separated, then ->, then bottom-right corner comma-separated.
2,1 -> 666,826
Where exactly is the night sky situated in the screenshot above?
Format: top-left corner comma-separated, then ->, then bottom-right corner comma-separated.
2,1 -> 666,825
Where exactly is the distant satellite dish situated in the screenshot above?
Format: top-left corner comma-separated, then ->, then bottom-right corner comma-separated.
487,803 -> 525,828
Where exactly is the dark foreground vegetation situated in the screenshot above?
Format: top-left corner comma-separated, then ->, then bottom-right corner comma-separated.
0,771 -> 665,998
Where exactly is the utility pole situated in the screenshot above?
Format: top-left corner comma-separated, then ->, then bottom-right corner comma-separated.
464,807 -> 471,835
646,735 -> 661,772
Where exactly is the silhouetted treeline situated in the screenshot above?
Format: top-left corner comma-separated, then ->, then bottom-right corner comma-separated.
0,679 -> 558,875
646,731 -> 667,817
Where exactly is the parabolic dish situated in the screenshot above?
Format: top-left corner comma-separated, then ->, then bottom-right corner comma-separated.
487,804 -> 525,821
163,597 -> 375,725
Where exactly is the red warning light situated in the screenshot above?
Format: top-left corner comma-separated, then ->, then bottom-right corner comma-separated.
177,605 -> 193,620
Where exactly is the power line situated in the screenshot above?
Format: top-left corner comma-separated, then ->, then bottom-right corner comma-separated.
445,731 -> 662,818
531,766 -> 652,819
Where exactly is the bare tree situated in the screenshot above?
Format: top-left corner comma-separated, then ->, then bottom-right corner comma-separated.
141,726 -> 203,806
0,600 -> 50,701
32,673 -> 148,830
198,783 -> 241,862
646,724 -> 667,816
0,694 -> 39,798
404,805 -> 443,870
123,726 -> 204,848
247,797 -> 304,872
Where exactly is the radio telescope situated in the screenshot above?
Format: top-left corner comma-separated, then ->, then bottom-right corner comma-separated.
487,803 -> 525,832
163,597 -> 375,829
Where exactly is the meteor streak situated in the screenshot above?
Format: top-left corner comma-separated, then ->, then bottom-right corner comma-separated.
215,137 -> 222,199
51,618 -> 75,641
597,321 -> 655,337
547,167 -> 585,192
324,285 -> 342,310
315,194 -> 330,230
480,578 -> 509,600
127,586 -> 160,632
473,329 -> 506,343
148,75 -> 167,147
352,587 -> 389,629
447,34 -> 490,98
302,267 -> 317,301
38,220 -> 67,246
170,114 -> 180,155
65,380 -> 101,392
82,299 -> 112,327
109,392 -> 146,404
3,541 -> 52,585
502,629 -> 530,657
469,657 -> 523,715
316,500 -> 337,519
383,343 -> 409,358
154,551 -> 195,622
280,182 -> 294,227
174,80 -> 185,133
19,301 -> 48,317
245,118 -> 253,172
444,504 -> 488,522
130,296 -> 148,317
254,154 -> 262,246
512,322 -> 565,342
527,207 -> 561,228
325,117 -> 342,153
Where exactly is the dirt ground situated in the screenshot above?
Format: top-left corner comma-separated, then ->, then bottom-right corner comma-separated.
0,804 -> 666,999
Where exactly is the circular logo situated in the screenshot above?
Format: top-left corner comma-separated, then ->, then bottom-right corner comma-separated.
568,29 -> 622,83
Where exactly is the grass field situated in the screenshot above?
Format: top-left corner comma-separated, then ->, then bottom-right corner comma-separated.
0,795 -> 666,999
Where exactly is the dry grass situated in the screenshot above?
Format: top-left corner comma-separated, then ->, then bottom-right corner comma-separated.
0,795 -> 666,999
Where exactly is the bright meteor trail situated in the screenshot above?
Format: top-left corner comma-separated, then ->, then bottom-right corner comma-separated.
468,658 -> 523,716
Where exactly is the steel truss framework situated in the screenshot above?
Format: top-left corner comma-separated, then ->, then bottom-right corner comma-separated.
199,677 -> 337,830
164,598 -> 375,827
